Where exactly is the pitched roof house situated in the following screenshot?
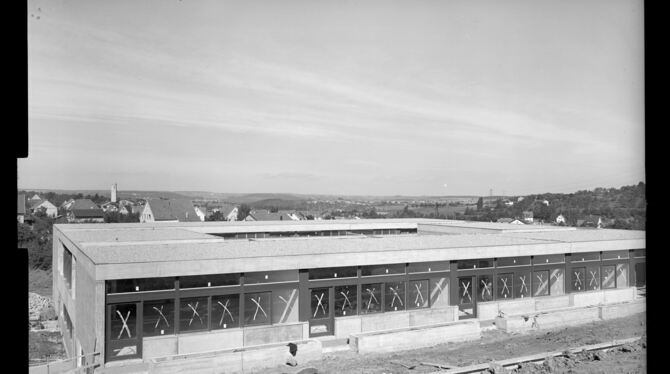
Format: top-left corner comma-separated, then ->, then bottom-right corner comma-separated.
245,210 -> 299,221
30,199 -> 58,218
140,199 -> 201,223
70,199 -> 100,211
69,209 -> 105,223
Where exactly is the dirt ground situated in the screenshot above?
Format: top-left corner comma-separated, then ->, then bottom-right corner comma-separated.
309,312 -> 646,374
29,330 -> 67,364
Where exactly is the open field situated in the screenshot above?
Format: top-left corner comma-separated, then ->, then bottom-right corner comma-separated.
310,312 -> 646,374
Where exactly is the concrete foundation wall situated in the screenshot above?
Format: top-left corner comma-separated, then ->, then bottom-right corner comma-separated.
179,329 -> 244,355
408,306 -> 458,326
570,290 -> 605,307
243,323 -> 305,346
149,339 -> 322,374
478,299 -> 536,321
535,295 -> 570,310
144,336 -> 179,359
603,287 -> 636,304
350,320 -> 481,354
334,317 -> 362,339
360,311 -> 410,332
600,300 -> 646,320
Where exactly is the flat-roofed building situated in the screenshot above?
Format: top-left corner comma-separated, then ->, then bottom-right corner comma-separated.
52,219 -> 645,367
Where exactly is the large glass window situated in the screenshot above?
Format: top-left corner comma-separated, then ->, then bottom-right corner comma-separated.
497,273 -> 513,300
385,282 -> 406,311
408,261 -> 450,273
361,283 -> 382,314
179,297 -> 208,332
516,270 -> 531,298
63,247 -> 73,290
430,277 -> 449,308
143,300 -> 174,336
106,278 -> 175,293
571,252 -> 600,263
616,264 -> 629,288
310,288 -> 329,319
245,292 -> 271,326
309,267 -> 357,280
601,265 -> 616,289
361,263 -> 405,276
586,265 -> 600,291
458,259 -> 493,270
533,270 -> 549,297
110,304 -> 136,341
549,268 -> 564,295
272,287 -> 299,324
335,285 -> 357,316
602,250 -> 629,260
245,270 -> 298,284
571,267 -> 586,292
179,274 -> 239,288
497,257 -> 531,267
533,254 -> 565,265
212,295 -> 239,330
477,275 -> 494,302
408,280 -> 429,309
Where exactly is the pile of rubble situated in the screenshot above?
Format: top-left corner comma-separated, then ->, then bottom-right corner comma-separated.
29,293 -> 57,330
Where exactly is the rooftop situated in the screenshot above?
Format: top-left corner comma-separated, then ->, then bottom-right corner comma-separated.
55,219 -> 645,269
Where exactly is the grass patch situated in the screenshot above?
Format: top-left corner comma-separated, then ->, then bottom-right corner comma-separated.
29,267 -> 52,297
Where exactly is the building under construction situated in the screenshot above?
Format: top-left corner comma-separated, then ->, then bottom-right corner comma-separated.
51,219 -> 645,369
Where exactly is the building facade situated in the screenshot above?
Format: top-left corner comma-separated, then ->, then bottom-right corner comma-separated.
52,219 -> 646,367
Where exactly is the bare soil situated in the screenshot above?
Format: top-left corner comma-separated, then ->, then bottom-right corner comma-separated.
29,330 -> 66,365
310,312 -> 646,374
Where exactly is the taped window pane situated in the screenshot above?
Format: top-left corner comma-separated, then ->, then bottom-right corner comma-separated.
549,268 -> 564,295
497,273 -> 513,300
430,277 -> 449,308
616,264 -> 629,288
272,287 -> 299,323
533,270 -> 549,297
110,304 -> 136,341
571,267 -> 586,292
601,265 -> 616,289
586,266 -> 600,291
516,270 -> 531,298
310,288 -> 329,319
335,285 -> 357,317
211,294 -> 239,330
477,275 -> 494,302
408,280 -> 429,309
385,282 -> 406,311
245,292 -> 271,326
179,297 -> 208,332
361,283 -> 382,314
143,299 -> 174,337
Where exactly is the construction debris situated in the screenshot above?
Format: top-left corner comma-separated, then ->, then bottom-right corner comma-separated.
29,292 -> 55,321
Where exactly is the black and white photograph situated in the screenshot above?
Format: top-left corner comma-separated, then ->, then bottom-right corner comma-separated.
22,0 -> 645,373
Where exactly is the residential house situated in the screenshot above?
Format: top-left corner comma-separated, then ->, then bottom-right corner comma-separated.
70,199 -> 100,211
244,210 -> 297,221
118,205 -> 130,215
68,209 -> 105,223
555,214 -> 566,225
60,198 -> 75,212
218,204 -> 239,221
28,194 -> 42,203
17,194 -> 26,223
100,202 -> 119,213
522,211 -> 534,223
140,199 -> 201,223
30,199 -> 58,218
194,206 -> 207,222
510,219 -> 525,225
578,215 -> 602,229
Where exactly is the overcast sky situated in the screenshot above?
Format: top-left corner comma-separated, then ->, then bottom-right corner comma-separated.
21,0 -> 644,196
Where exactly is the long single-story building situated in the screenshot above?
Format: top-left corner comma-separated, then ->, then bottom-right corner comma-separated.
52,219 -> 645,368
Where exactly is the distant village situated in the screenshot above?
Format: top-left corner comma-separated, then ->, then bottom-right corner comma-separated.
17,182 -> 646,229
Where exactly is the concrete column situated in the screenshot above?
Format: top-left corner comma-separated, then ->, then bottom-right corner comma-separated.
298,269 -> 309,321
449,261 -> 458,306
94,281 -> 106,365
